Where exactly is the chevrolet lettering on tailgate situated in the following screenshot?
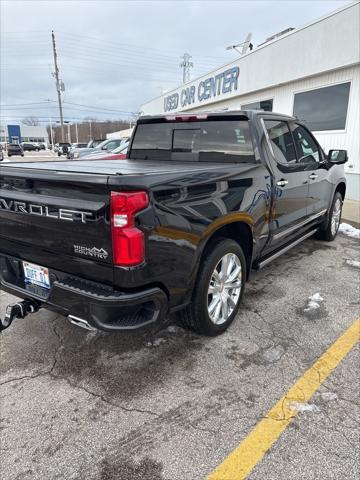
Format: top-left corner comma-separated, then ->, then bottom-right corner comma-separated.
0,198 -> 93,223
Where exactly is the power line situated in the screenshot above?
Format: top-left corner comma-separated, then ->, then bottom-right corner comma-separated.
54,37 -> 221,68
63,101 -> 136,114
0,101 -> 52,107
56,30 -> 229,61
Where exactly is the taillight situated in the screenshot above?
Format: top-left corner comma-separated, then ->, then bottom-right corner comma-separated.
110,191 -> 149,266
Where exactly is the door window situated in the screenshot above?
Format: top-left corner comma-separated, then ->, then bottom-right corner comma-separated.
290,123 -> 321,164
264,120 -> 296,164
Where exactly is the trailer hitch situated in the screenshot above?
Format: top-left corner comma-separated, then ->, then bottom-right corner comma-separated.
0,299 -> 41,332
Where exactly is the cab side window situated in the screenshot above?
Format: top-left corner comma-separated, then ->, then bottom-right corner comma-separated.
290,123 -> 321,164
264,120 -> 297,164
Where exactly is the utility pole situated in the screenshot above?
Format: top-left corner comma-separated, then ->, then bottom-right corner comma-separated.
51,30 -> 65,142
179,53 -> 193,84
75,122 -> 78,143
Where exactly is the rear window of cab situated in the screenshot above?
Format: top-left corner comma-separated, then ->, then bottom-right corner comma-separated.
130,120 -> 256,163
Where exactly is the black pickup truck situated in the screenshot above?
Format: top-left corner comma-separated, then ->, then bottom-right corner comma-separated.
0,111 -> 348,335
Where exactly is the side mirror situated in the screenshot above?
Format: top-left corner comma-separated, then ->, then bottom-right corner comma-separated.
328,149 -> 348,164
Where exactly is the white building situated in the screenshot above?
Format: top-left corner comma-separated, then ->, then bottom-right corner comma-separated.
106,127 -> 134,140
0,124 -> 49,145
140,2 -> 360,200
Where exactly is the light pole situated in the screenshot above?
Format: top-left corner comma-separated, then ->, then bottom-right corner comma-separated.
66,123 -> 71,143
49,117 -> 54,149
57,120 -> 71,143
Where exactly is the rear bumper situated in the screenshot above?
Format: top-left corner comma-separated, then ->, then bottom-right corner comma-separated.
0,253 -> 168,332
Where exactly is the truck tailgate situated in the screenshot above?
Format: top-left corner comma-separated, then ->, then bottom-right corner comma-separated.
0,167 -> 113,283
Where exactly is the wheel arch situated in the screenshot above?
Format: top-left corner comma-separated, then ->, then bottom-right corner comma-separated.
199,220 -> 254,280
335,181 -> 346,200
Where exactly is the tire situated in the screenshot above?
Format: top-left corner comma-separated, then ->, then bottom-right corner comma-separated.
178,238 -> 246,336
317,192 -> 343,241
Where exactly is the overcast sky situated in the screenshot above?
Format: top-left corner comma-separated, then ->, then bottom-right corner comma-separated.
0,0 -> 350,124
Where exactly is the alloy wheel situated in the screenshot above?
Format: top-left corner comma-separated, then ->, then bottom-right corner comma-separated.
207,253 -> 242,325
331,198 -> 342,236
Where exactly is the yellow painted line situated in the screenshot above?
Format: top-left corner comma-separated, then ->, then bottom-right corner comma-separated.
208,317 -> 360,480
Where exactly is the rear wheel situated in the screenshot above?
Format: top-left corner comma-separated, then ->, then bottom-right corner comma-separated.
178,238 -> 246,336
317,192 -> 343,241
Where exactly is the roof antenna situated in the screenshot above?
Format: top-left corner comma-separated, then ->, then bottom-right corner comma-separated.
226,32 -> 253,55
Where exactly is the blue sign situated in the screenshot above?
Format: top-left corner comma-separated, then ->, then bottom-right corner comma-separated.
8,124 -> 21,143
164,66 -> 239,112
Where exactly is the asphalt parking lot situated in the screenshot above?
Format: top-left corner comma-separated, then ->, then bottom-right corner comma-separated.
0,231 -> 359,480
1,150 -> 58,163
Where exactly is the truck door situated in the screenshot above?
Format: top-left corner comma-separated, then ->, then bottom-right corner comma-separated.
290,122 -> 331,217
263,119 -> 309,249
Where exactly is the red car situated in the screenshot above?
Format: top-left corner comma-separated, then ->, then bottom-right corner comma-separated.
80,143 -> 128,161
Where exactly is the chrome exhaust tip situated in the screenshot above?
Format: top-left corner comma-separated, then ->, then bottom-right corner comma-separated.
68,315 -> 97,331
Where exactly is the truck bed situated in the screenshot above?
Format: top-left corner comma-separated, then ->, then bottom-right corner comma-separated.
2,158 -> 228,176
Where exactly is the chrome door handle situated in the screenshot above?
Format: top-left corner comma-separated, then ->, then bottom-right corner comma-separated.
277,179 -> 288,187
309,173 -> 318,180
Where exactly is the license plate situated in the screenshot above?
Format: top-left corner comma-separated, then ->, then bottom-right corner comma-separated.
23,261 -> 50,289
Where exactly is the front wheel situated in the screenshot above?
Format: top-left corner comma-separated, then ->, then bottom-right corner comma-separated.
317,192 -> 343,241
178,238 -> 246,336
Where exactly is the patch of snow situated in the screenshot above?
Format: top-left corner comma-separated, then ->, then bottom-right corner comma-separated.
339,223 -> 360,239
146,337 -> 167,348
309,293 -> 324,303
167,325 -> 178,333
262,345 -> 286,362
318,392 -> 338,402
346,259 -> 360,268
289,402 -> 320,413
305,301 -> 321,311
304,293 -> 324,312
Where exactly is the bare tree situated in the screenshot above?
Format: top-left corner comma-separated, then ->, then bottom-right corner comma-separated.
22,116 -> 40,126
49,119 -> 131,144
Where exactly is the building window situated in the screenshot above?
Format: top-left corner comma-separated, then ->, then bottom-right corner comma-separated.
293,82 -> 350,131
242,99 -> 273,111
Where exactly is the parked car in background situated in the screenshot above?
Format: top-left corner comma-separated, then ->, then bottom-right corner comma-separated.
67,142 -> 88,159
68,138 -> 105,160
37,143 -> 46,150
81,143 -> 128,161
87,139 -> 105,148
21,142 -> 40,152
69,138 -> 124,160
71,143 -> 88,149
57,143 -> 72,156
7,143 -> 24,157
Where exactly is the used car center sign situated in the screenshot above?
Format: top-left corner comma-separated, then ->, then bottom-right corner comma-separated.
163,66 -> 240,112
